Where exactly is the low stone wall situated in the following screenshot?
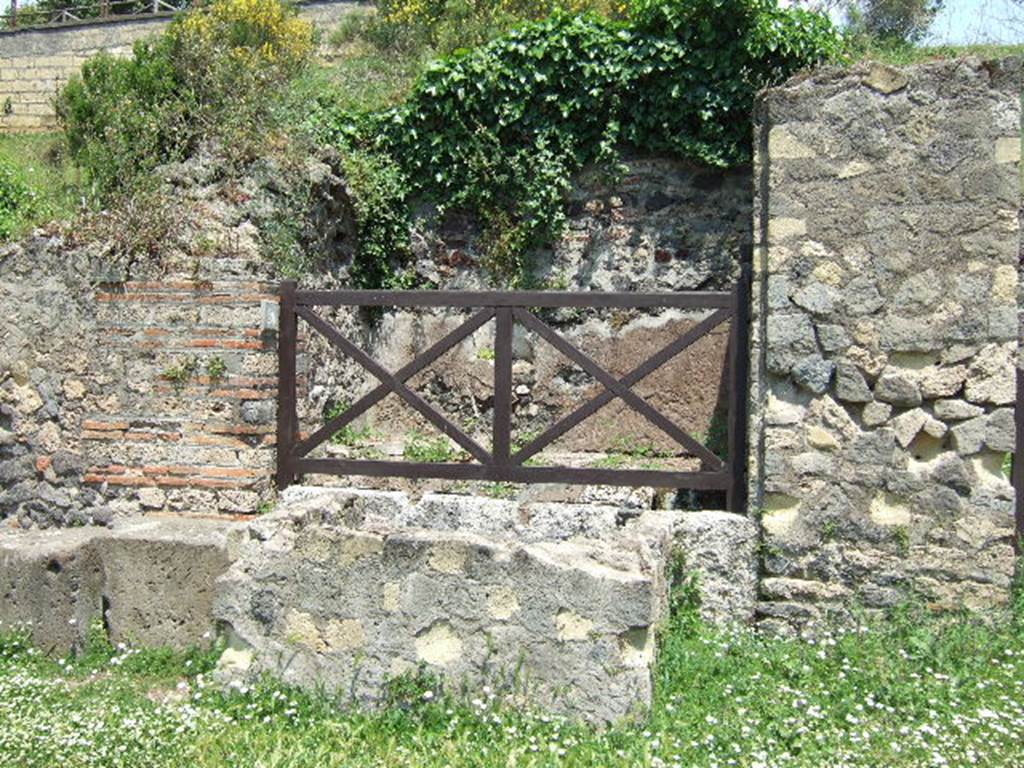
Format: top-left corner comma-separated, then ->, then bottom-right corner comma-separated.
748,58 -> 1022,630
0,0 -> 363,132
0,488 -> 759,722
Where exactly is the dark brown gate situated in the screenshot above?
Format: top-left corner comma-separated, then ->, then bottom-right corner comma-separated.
276,274 -> 751,514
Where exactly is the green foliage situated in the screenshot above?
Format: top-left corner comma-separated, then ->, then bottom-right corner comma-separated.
205,356 -> 227,382
0,158 -> 35,241
403,430 -> 460,463
342,150 -> 415,288
162,355 -> 200,392
325,0 -> 841,285
56,40 -> 189,196
325,401 -> 374,446
663,550 -> 702,637
383,663 -> 445,709
55,0 -> 314,197
363,0 -> 629,56
2,606 -> 1024,766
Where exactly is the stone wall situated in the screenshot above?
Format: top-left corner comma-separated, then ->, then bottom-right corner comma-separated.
748,58 -> 1022,631
1,151 -> 749,523
0,239 -> 281,524
0,0 -> 362,132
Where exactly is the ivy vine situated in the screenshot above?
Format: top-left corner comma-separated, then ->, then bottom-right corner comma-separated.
312,0 -> 843,286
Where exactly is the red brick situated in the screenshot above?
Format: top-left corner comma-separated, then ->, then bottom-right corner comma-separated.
191,477 -> 256,490
123,431 -> 181,443
141,465 -> 194,476
82,430 -> 124,441
82,419 -> 130,431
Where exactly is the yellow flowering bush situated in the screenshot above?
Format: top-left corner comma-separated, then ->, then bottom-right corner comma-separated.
173,0 -> 314,75
57,0 -> 316,193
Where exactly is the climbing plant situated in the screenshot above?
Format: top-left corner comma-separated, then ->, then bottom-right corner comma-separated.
317,0 -> 842,285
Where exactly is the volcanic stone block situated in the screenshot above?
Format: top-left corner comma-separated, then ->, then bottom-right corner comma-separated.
214,490 -> 680,724
0,526 -> 107,655
95,517 -> 236,650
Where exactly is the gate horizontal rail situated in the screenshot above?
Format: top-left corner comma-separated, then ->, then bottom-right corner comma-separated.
277,276 -> 751,514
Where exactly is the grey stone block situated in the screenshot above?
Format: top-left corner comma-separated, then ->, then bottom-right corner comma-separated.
214,492 -> 680,724
834,362 -> 872,403
874,370 -> 922,407
0,527 -> 107,655
673,511 -> 759,626
95,518 -> 237,650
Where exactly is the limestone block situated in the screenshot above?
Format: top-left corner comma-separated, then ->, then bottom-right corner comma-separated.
890,408 -> 928,448
933,399 -> 984,421
673,511 -> 758,626
0,527 -> 107,656
214,494 -> 677,724
984,408 -> 1015,453
949,416 -> 988,456
792,354 -> 835,394
874,369 -> 922,407
834,362 -> 872,403
862,401 -> 892,427
862,63 -> 908,94
765,313 -> 819,376
95,517 -> 236,650
965,343 -> 1015,405
918,365 -> 967,399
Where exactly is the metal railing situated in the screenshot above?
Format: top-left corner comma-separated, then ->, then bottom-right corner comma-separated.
1,0 -> 187,30
276,275 -> 751,514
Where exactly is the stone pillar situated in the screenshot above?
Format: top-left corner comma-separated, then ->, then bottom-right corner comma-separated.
748,58 -> 1022,632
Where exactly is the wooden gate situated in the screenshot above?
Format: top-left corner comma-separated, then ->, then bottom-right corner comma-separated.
276,273 -> 751,514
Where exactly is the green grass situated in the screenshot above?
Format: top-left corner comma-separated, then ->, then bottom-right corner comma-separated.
0,132 -> 83,240
1,603 -> 1023,767
848,41 -> 1024,66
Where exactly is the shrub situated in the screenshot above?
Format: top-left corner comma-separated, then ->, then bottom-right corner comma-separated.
366,0 -> 629,55
55,0 -> 315,196
0,159 -> 36,241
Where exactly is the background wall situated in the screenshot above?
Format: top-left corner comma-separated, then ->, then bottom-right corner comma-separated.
748,58 -> 1022,631
0,154 -> 751,522
0,0 -> 362,131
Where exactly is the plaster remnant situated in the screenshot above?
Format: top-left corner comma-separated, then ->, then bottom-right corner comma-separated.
428,544 -> 467,574
486,585 -> 520,621
555,610 -> 593,641
415,622 -> 463,667
869,493 -> 910,528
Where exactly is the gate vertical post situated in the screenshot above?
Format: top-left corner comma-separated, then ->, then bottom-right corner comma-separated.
276,280 -> 298,491
726,265 -> 751,516
493,307 -> 513,478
